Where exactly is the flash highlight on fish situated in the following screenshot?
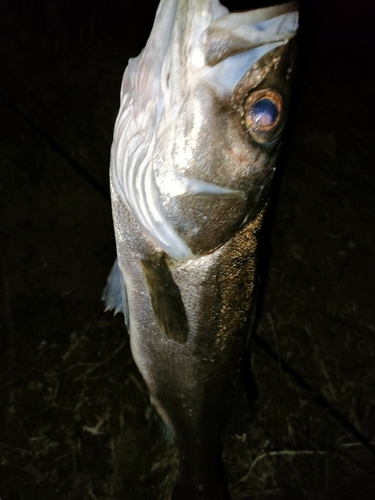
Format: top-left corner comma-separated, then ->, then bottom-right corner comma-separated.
103,1 -> 299,498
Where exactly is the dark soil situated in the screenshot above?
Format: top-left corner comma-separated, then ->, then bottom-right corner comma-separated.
1,1 -> 374,499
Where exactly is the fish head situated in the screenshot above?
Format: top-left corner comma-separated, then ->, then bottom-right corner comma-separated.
111,1 -> 298,261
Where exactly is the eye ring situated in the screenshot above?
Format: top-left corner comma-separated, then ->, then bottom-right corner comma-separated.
243,89 -> 284,143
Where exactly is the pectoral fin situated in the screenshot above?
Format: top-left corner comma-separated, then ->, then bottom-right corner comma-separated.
141,255 -> 188,344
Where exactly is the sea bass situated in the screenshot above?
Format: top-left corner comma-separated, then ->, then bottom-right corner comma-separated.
104,1 -> 298,498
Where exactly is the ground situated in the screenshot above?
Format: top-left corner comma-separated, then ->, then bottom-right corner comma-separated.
0,1 -> 374,499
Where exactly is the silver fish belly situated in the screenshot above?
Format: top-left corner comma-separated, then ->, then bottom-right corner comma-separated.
104,1 -> 298,498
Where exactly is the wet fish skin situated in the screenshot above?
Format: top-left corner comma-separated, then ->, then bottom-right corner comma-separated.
104,1 -> 298,497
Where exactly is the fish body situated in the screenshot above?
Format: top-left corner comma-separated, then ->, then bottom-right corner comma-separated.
104,1 -> 298,497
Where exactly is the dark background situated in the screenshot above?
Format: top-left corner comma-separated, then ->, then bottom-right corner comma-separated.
0,1 -> 374,499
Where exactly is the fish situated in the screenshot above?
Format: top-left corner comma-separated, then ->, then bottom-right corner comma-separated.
103,1 -> 298,498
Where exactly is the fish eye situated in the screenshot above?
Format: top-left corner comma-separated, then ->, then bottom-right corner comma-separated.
253,98 -> 279,126
243,89 -> 284,144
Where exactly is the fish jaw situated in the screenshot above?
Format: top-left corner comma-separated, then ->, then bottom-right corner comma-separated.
111,0 -> 298,260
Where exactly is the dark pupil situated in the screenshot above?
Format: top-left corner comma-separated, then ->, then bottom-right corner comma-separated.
253,98 -> 278,126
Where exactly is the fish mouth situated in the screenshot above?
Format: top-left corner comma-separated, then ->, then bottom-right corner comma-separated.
111,1 -> 298,261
